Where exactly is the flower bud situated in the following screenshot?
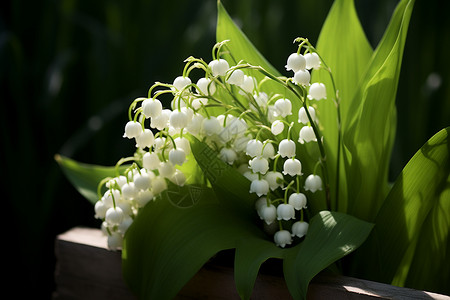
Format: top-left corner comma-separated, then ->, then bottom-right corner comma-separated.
240,75 -> 255,94
143,152 -> 161,170
135,128 -> 155,149
260,204 -> 277,225
168,148 -> 186,166
265,171 -> 284,191
271,120 -> 284,135
105,206 -> 124,226
246,139 -> 263,158
133,171 -> 152,191
220,147 -> 237,165
173,76 -> 192,92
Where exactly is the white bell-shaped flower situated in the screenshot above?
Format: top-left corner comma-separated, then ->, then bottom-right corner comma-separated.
298,106 -> 317,125
277,203 -> 295,221
278,139 -> 296,158
288,193 -> 307,210
150,109 -> 171,130
172,76 -> 192,92
265,171 -> 284,191
291,221 -> 309,238
308,83 -> 327,100
135,128 -> 155,149
135,190 -> 153,207
298,126 -> 317,144
151,176 -> 168,195
271,120 -> 284,135
107,232 -> 123,250
196,77 -> 216,95
186,113 -> 204,135
202,116 -> 222,136
249,156 -> 269,174
169,109 -> 189,130
246,139 -> 263,158
255,197 -> 267,215
133,171 -> 152,191
191,97 -> 208,110
262,142 -> 275,159
123,121 -> 142,139
304,52 -> 321,70
282,158 -> 302,176
243,171 -> 258,182
143,152 -> 161,170
219,147 -> 237,165
227,69 -> 245,85
285,53 -> 306,72
253,92 -> 269,109
304,174 -> 323,192
249,179 -> 269,197
274,98 -> 292,117
94,200 -> 108,219
293,69 -> 310,86
240,75 -> 255,94
170,170 -> 186,186
168,148 -> 186,166
118,216 -> 133,234
260,204 -> 277,225
208,59 -> 229,77
274,230 -> 293,248
174,136 -> 191,155
158,161 -> 176,178
122,182 -> 138,200
142,98 -> 162,118
105,206 -> 124,226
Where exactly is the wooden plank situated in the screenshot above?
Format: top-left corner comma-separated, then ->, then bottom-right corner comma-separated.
53,227 -> 450,300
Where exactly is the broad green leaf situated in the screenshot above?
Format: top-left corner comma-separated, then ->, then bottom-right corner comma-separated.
189,135 -> 257,214
343,0 -> 415,221
283,211 -> 373,299
312,0 -> 373,212
234,235 -> 286,299
55,154 -> 127,204
122,185 -> 258,299
350,127 -> 449,292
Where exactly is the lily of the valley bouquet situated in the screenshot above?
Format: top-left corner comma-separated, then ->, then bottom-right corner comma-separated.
57,0 -> 450,299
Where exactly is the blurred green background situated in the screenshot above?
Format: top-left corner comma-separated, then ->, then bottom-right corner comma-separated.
1,0 -> 448,298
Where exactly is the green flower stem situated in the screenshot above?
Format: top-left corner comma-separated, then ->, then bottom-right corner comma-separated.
115,156 -> 136,177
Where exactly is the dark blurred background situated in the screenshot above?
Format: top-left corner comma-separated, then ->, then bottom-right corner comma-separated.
1,0 -> 448,298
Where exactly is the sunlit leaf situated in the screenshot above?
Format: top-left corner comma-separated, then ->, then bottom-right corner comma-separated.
350,127 -> 449,294
283,211 -> 373,299
343,0 -> 415,221
313,0 -> 373,211
55,154 -> 127,204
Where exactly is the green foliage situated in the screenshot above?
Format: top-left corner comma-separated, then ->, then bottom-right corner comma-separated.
53,0 -> 450,298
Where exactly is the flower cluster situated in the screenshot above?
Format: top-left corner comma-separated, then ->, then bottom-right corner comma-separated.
94,38 -> 329,249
